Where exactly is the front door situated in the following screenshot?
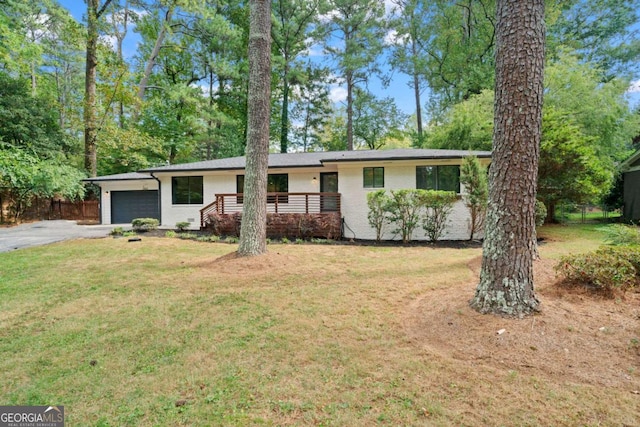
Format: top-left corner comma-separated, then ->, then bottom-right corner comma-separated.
320,172 -> 339,212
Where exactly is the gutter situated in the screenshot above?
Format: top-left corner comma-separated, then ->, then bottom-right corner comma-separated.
150,172 -> 162,225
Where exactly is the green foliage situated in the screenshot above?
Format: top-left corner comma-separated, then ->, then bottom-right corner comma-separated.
366,190 -> 390,241
420,191 -> 458,242
385,189 -> 424,243
535,200 -> 547,227
0,145 -> 85,221
423,90 -> 494,150
175,221 -> 191,232
555,246 -> 640,295
111,227 -> 124,236
97,124 -> 166,175
538,107 -> 612,209
131,218 -> 159,231
460,156 -> 488,239
165,230 -> 177,238
352,88 -> 407,149
601,224 -> 640,246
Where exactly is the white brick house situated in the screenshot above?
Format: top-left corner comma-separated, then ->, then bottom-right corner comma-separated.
86,148 -> 491,241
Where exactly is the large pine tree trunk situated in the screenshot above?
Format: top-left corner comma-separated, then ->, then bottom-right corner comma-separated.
84,0 -> 100,177
83,0 -> 113,177
470,0 -> 545,317
237,0 -> 272,257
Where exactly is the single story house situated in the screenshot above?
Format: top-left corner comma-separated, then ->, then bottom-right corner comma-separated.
622,148 -> 640,222
85,148 -> 491,241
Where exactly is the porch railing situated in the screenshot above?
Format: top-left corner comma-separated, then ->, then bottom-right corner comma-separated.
200,192 -> 341,228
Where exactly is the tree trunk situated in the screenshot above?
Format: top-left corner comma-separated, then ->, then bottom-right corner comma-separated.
237,0 -> 272,257
470,0 -> 545,317
280,61 -> 289,153
411,38 -> 423,143
346,71 -> 354,151
84,0 -> 100,177
136,3 -> 175,110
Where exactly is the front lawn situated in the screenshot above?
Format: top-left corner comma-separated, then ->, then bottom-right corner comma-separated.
0,224 -> 637,426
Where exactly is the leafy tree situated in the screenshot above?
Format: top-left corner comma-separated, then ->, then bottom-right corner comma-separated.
470,0 -> 545,317
272,0 -> 321,153
352,88 -> 407,150
0,145 -> 85,222
547,0 -> 640,81
538,107 -> 611,222
290,64 -> 333,152
423,89 -> 493,150
544,51 -> 639,166
389,0 -> 429,141
317,106 -> 348,151
97,124 -> 165,175
460,156 -> 488,240
238,0 -> 271,257
420,0 -> 497,114
320,0 -> 387,150
0,72 -> 70,157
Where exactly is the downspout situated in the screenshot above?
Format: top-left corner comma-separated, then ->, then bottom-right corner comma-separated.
150,172 -> 162,225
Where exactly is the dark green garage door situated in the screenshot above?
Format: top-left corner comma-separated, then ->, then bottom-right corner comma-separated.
111,190 -> 159,224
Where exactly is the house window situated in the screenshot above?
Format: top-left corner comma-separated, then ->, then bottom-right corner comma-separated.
237,174 -> 289,203
363,167 -> 384,188
416,165 -> 460,193
172,176 -> 203,204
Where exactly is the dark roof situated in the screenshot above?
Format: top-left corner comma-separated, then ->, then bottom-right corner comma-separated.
140,148 -> 492,173
83,172 -> 156,182
622,148 -> 640,171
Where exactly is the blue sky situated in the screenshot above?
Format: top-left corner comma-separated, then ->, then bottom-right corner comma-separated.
58,1 -> 639,118
57,0 -> 420,117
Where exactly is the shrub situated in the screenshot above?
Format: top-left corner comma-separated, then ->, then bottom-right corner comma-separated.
386,189 -> 423,243
601,224 -> 640,246
460,156 -> 488,240
131,217 -> 159,231
165,230 -> 177,238
176,221 -> 191,232
420,190 -> 458,242
366,190 -> 390,241
110,226 -> 124,236
555,247 -> 639,296
535,200 -> 547,227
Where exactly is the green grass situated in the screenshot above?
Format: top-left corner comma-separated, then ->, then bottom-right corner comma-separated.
0,224 -> 632,426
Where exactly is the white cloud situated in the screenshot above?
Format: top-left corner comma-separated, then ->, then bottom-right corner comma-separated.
627,80 -> 640,93
384,29 -> 407,46
302,38 -> 324,57
100,34 -> 119,51
329,86 -> 347,103
385,0 -> 400,18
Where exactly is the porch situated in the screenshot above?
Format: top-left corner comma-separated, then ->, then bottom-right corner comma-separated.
199,192 -> 342,239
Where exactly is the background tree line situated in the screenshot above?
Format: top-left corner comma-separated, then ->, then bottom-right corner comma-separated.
0,0 -> 639,217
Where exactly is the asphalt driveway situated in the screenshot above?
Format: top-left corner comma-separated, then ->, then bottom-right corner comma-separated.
0,220 -> 115,253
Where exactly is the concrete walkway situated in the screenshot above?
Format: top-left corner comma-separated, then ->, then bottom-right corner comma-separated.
0,220 -> 115,253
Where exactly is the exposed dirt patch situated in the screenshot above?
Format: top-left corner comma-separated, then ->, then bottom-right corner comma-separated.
404,256 -> 640,390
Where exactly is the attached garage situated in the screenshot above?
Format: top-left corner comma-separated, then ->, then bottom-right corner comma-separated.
84,172 -> 160,225
110,190 -> 159,224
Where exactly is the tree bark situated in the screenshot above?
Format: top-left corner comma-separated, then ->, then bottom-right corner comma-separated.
280,60 -> 289,153
237,0 -> 272,257
136,3 -> 175,109
346,70 -> 354,151
470,0 -> 545,317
